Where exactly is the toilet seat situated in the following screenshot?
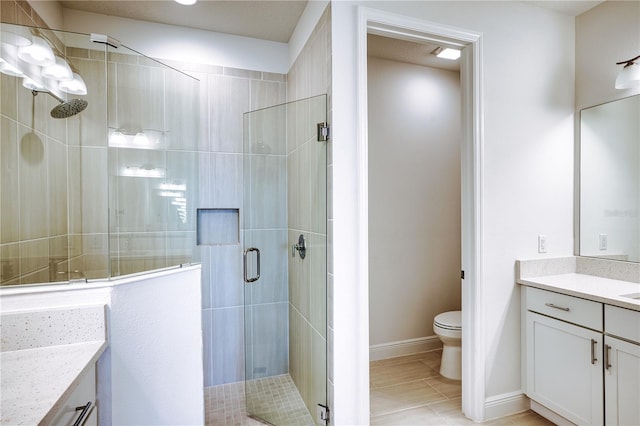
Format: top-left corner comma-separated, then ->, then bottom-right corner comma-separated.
434,311 -> 461,330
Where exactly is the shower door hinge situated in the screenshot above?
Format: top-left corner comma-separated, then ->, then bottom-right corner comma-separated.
317,404 -> 329,424
317,122 -> 330,142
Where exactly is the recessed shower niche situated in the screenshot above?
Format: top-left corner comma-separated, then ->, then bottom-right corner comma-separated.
196,208 -> 239,245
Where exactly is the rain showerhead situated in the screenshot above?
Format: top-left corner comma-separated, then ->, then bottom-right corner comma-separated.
50,98 -> 88,119
31,89 -> 88,119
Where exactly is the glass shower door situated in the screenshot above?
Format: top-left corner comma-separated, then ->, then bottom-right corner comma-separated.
243,94 -> 327,425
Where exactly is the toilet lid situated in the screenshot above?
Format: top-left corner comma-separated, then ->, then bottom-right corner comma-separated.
434,311 -> 462,330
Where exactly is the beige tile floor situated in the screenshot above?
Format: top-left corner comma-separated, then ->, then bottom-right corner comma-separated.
205,350 -> 555,425
370,350 -> 555,425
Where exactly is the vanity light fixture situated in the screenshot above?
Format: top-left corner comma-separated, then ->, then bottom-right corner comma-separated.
42,56 -> 73,81
0,57 -> 25,77
1,29 -> 32,47
17,35 -> 55,66
174,0 -> 197,5
134,132 -> 150,145
615,55 -> 640,89
58,72 -> 87,95
22,76 -> 47,91
431,46 -> 461,60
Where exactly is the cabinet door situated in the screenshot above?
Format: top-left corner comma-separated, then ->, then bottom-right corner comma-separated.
50,365 -> 96,425
526,311 -> 603,425
605,336 -> 640,426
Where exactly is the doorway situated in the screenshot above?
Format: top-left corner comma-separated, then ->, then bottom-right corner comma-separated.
356,10 -> 485,422
242,94 -> 329,425
367,32 -> 463,422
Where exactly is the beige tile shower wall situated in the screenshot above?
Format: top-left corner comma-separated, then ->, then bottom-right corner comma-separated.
0,1 -> 49,29
156,57 -> 287,387
286,6 -> 332,419
0,5 -> 73,286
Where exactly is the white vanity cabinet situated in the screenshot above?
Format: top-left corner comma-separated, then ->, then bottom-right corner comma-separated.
524,287 -> 604,425
604,305 -> 640,426
49,364 -> 98,426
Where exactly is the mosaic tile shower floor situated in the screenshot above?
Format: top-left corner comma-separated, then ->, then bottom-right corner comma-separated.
205,374 -> 314,426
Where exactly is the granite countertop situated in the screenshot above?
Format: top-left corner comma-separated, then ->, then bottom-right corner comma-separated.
0,341 -> 107,425
518,273 -> 640,312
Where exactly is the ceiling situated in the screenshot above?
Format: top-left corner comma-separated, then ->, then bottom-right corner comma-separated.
58,1 -> 604,45
368,34 -> 461,71
59,0 -> 308,43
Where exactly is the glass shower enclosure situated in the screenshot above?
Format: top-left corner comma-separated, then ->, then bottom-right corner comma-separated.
243,94 -> 328,425
0,22 -> 199,286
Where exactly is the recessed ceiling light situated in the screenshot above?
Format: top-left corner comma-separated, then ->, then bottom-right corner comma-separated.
174,0 -> 197,5
431,47 -> 461,61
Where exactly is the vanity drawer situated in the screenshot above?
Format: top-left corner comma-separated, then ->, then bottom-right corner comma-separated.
525,287 -> 602,331
605,305 -> 640,343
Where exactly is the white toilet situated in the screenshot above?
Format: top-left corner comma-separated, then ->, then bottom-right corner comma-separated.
433,310 -> 462,380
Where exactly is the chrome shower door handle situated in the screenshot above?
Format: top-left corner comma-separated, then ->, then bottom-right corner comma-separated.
243,247 -> 260,283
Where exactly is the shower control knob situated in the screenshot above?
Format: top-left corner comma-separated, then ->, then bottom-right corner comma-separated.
292,234 -> 306,259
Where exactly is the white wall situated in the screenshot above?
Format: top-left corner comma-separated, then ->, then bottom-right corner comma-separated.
0,266 -> 203,425
368,56 -> 461,350
61,9 -> 289,74
331,2 -> 575,422
108,267 -> 203,425
575,1 -> 640,109
28,0 -> 64,29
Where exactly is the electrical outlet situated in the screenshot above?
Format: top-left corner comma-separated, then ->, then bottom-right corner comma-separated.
599,234 -> 608,250
538,235 -> 547,254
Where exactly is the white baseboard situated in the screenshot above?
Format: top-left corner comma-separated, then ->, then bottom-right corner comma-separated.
484,391 -> 530,421
369,336 -> 442,361
530,401 -> 576,426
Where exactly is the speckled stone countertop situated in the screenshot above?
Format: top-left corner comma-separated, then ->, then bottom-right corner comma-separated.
516,257 -> 640,312
0,305 -> 107,425
0,341 -> 107,425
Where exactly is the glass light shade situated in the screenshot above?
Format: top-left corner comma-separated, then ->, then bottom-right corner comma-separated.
22,76 -> 47,91
42,56 -> 73,80
174,0 -> 197,4
17,35 -> 55,66
58,72 -> 87,95
134,132 -> 150,145
0,30 -> 31,47
0,58 -> 25,77
615,62 -> 640,89
109,131 -> 127,146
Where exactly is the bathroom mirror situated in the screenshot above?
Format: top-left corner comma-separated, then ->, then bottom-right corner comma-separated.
579,94 -> 640,262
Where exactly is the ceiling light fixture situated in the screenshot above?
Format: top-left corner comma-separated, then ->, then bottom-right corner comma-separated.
431,46 -> 461,61
174,0 -> 197,5
615,55 -> 640,89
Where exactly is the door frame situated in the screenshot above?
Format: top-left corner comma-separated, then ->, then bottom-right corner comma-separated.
356,7 -> 485,421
